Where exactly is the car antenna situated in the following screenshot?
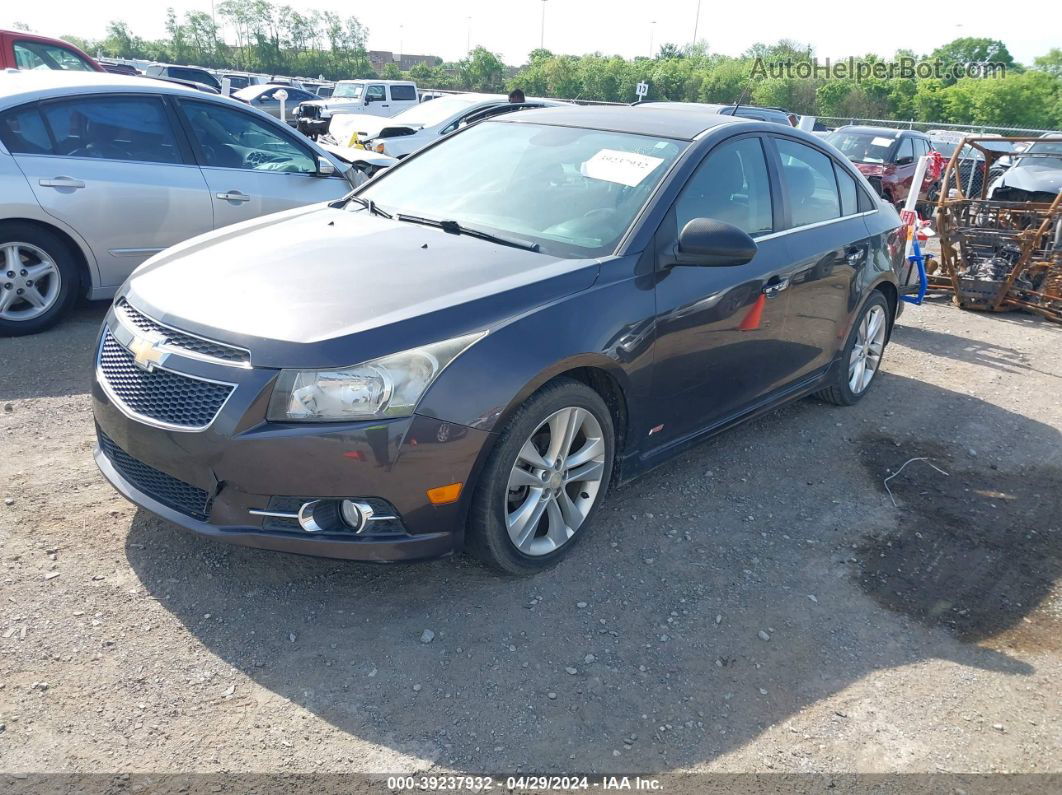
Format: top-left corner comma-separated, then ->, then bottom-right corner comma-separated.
727,83 -> 751,116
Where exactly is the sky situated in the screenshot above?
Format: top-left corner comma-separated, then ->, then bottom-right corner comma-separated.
3,0 -> 1058,67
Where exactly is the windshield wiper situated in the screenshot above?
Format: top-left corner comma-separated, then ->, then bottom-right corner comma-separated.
394,213 -> 540,252
331,194 -> 392,219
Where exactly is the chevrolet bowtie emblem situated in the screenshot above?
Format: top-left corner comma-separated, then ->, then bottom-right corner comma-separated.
128,331 -> 168,372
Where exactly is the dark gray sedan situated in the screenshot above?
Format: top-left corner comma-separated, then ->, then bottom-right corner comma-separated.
93,106 -> 909,574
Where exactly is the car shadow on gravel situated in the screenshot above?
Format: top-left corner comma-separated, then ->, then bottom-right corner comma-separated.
0,302 -> 108,401
891,322 -> 1062,380
123,373 -> 1055,773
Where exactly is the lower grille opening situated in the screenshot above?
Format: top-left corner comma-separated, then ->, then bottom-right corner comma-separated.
98,430 -> 211,521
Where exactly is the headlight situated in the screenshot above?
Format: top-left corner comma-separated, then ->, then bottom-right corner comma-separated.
320,108 -> 333,118
266,332 -> 484,422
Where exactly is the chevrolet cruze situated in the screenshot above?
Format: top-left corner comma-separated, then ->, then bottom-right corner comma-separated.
92,106 -> 908,574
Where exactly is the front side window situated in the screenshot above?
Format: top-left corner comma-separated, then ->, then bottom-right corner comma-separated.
13,41 -> 94,71
895,137 -> 915,165
674,137 -> 773,237
39,96 -> 182,164
776,138 -> 841,227
359,121 -> 687,257
180,100 -> 315,174
366,85 -> 386,102
0,105 -> 53,154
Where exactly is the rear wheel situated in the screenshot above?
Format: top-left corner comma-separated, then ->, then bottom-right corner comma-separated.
815,292 -> 891,406
467,379 -> 614,575
0,223 -> 79,336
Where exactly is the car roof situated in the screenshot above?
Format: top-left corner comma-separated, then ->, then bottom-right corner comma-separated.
0,70 -> 215,107
496,104 -> 746,140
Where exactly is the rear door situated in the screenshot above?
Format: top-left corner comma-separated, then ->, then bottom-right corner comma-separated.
650,134 -> 796,445
387,84 -> 419,116
3,94 -> 213,288
769,135 -> 876,379
175,98 -> 350,229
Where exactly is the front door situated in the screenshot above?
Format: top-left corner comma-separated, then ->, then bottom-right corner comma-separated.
650,135 -> 799,450
5,95 -> 213,287
176,99 -> 350,230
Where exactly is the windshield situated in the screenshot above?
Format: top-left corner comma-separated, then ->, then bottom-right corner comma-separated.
358,121 -> 687,258
390,95 -> 483,128
333,83 -> 364,99
1018,140 -> 1062,169
827,131 -> 896,164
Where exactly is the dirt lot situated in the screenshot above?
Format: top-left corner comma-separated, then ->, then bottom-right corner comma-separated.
0,295 -> 1060,782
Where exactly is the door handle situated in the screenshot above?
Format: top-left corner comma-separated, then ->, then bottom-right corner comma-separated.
762,276 -> 790,297
39,177 -> 85,189
216,191 -> 251,202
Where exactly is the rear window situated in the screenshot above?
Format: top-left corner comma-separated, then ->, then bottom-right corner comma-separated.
169,67 -> 221,89
389,85 -> 416,101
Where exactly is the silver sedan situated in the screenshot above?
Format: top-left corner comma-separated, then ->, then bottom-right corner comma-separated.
0,71 -> 361,335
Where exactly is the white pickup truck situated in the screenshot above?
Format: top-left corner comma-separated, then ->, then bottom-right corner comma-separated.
295,80 -> 418,137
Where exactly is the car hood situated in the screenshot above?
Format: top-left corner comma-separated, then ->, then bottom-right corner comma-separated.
328,113 -> 405,143
990,161 -> 1062,196
122,205 -> 599,369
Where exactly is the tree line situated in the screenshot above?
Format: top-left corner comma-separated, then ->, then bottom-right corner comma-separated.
38,5 -> 1061,129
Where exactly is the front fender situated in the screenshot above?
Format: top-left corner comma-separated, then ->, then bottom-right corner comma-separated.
416,254 -> 656,441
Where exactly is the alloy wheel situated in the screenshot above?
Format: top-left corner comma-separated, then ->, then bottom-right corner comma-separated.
505,406 -> 607,556
0,243 -> 62,322
848,304 -> 887,394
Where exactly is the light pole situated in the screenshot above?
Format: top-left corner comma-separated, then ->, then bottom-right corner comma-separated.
692,0 -> 701,46
399,24 -> 404,59
540,0 -> 548,50
466,16 -> 472,54
649,20 -> 656,59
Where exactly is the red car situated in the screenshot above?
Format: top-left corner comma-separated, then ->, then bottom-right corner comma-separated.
826,125 -> 936,207
0,29 -> 103,72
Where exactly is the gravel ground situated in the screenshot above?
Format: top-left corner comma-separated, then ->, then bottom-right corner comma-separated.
0,296 -> 1060,781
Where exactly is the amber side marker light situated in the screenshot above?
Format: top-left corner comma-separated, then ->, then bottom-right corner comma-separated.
427,483 -> 463,505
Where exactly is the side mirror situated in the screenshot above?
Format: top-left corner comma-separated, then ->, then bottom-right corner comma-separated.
316,156 -> 336,177
895,156 -> 914,166
671,218 -> 757,267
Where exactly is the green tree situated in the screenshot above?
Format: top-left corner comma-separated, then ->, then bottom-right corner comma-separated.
381,62 -> 402,80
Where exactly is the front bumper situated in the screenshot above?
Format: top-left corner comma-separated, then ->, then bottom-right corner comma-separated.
91,309 -> 492,562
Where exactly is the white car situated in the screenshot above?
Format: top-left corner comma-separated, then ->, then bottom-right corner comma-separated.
327,93 -> 565,159
294,80 -> 419,138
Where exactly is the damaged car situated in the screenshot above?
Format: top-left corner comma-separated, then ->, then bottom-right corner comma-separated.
988,134 -> 1062,204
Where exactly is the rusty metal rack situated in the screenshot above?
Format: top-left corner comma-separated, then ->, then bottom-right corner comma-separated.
931,136 -> 1062,323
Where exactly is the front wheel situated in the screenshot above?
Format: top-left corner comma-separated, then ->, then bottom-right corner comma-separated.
815,292 -> 891,406
467,378 -> 614,575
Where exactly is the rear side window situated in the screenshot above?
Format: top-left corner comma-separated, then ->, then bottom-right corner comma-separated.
776,138 -> 841,227
39,97 -> 183,164
0,106 -> 54,154
675,136 -> 774,236
835,164 -> 858,216
390,85 -> 416,101
13,40 -> 95,71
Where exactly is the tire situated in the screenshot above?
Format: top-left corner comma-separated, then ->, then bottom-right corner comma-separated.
0,222 -> 80,336
815,291 -> 891,407
467,378 -> 615,575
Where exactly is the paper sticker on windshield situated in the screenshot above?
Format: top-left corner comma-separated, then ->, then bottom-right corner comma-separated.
581,149 -> 664,187
871,136 -> 894,147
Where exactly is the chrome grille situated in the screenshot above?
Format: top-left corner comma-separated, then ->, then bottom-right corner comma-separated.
98,430 -> 211,521
115,299 -> 250,365
98,331 -> 234,429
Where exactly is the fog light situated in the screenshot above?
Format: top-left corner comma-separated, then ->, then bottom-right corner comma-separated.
340,499 -> 373,533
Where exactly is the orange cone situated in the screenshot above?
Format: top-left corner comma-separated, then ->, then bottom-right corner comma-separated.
738,293 -> 766,331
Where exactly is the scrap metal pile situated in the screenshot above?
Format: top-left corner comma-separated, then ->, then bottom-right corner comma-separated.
929,136 -> 1062,323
